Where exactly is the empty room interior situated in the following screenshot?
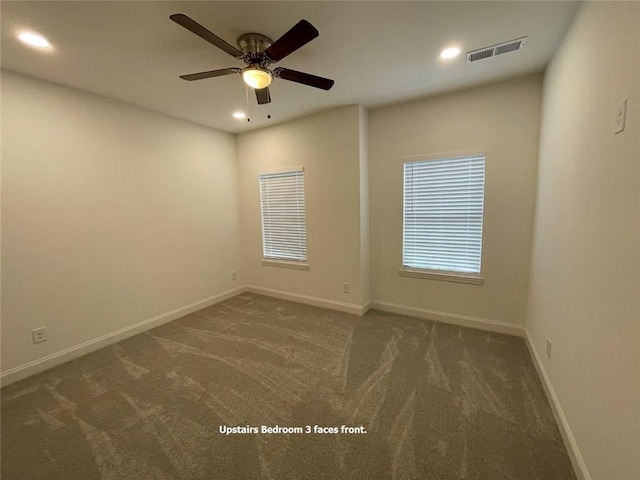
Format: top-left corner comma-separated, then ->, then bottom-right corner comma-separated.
1,1 -> 638,479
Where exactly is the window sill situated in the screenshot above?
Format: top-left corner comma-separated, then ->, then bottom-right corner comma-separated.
399,268 -> 483,285
262,259 -> 310,270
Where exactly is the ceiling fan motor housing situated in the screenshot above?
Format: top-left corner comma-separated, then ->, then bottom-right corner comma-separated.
238,33 -> 273,65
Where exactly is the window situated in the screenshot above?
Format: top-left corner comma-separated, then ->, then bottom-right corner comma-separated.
259,167 -> 308,267
402,151 -> 485,283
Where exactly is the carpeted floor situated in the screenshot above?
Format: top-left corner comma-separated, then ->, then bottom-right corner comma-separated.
1,293 -> 576,479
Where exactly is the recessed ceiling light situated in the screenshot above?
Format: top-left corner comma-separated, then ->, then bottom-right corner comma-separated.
18,31 -> 52,49
440,46 -> 461,60
233,111 -> 246,120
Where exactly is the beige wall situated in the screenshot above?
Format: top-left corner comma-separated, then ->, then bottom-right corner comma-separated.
527,3 -> 640,479
369,74 -> 542,329
237,105 -> 368,310
1,71 -> 241,377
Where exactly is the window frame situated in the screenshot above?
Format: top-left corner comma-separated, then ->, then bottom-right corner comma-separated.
400,150 -> 486,285
258,166 -> 309,270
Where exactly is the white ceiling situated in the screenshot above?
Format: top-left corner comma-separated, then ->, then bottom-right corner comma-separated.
1,1 -> 580,134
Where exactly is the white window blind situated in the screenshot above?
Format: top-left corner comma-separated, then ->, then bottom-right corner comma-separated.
259,168 -> 307,263
403,153 -> 485,274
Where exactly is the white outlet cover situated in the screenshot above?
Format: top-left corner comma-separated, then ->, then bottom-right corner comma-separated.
614,98 -> 627,134
32,327 -> 47,344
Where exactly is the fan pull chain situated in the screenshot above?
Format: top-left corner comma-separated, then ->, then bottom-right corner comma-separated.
245,84 -> 251,122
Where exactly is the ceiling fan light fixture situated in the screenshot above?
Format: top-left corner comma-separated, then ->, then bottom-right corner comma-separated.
242,66 -> 272,89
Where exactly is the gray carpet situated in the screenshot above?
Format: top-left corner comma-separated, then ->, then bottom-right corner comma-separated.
1,293 -> 576,479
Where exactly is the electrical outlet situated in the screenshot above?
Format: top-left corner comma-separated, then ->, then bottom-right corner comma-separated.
343,282 -> 350,294
546,338 -> 552,359
232,271 -> 237,280
32,327 -> 47,344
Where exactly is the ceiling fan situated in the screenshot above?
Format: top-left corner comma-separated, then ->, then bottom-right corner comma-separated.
170,14 -> 335,105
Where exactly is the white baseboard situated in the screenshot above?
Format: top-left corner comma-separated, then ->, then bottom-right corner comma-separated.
0,286 -> 246,387
369,300 -> 525,337
245,285 -> 369,316
523,329 -> 590,480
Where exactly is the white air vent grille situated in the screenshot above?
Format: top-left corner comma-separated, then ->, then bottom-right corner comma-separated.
467,37 -> 527,63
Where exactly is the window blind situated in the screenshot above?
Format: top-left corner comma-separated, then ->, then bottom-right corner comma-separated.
259,169 -> 307,262
403,153 -> 485,274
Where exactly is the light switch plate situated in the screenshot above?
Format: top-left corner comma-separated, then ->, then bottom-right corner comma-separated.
614,98 -> 627,134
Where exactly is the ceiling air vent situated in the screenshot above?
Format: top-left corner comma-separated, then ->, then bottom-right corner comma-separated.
466,37 -> 527,63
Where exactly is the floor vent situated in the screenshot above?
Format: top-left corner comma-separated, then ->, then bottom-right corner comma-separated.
467,37 -> 527,63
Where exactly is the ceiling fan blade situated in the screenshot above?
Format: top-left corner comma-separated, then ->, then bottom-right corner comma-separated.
255,87 -> 272,105
274,68 -> 334,90
180,68 -> 241,81
264,20 -> 319,62
170,13 -> 243,58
